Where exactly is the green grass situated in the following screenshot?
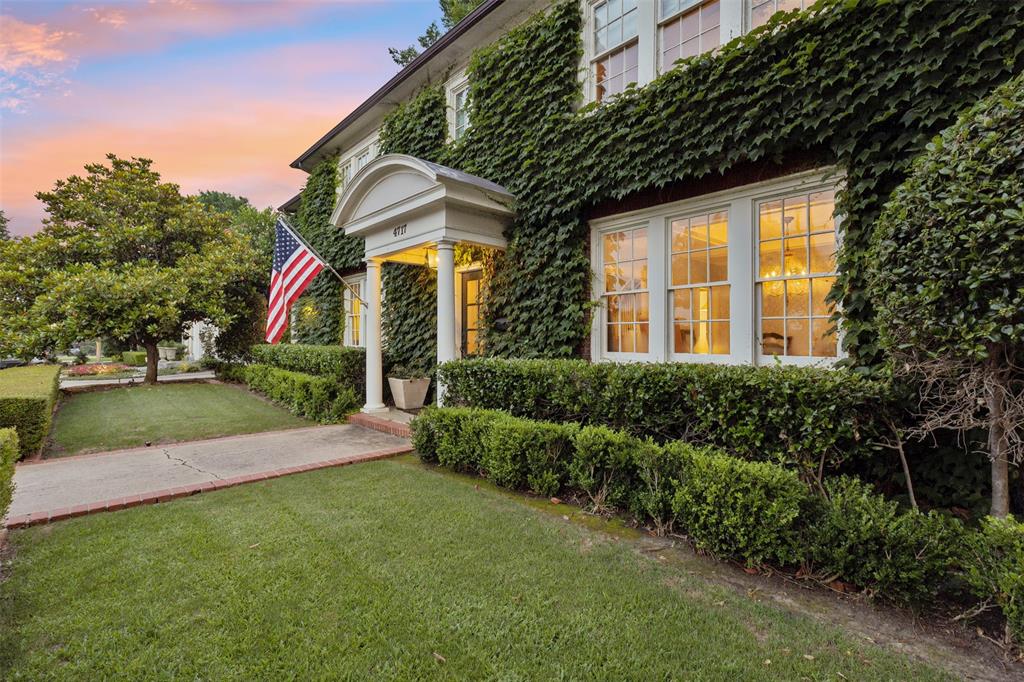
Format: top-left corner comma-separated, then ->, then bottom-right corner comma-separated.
0,458 -> 951,680
46,382 -> 310,457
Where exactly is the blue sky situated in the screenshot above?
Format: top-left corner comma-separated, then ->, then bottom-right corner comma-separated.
0,0 -> 443,235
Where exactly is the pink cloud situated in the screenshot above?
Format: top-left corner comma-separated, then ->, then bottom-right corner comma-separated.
0,16 -> 74,73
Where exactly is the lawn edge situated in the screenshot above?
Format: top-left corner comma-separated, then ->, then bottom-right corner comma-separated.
4,443 -> 413,529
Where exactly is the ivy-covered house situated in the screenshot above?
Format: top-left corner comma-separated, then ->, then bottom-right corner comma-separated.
283,0 -> 1024,412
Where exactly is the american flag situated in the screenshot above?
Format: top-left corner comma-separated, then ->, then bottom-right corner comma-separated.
265,218 -> 325,344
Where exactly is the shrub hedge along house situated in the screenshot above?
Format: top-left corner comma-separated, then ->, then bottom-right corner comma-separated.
282,0 -> 1024,412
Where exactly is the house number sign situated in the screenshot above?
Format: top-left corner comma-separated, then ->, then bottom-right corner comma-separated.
392,224 -> 407,238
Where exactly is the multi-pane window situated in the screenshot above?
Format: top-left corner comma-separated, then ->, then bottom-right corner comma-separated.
355,150 -> 371,172
453,86 -> 469,140
603,227 -> 649,353
344,279 -> 365,348
660,0 -> 720,71
593,0 -> 639,101
751,0 -> 807,29
757,190 -> 838,358
670,211 -> 729,354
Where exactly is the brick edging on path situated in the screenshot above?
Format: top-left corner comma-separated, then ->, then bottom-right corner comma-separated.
347,413 -> 412,438
3,444 -> 412,530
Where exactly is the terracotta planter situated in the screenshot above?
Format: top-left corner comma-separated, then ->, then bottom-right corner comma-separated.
388,377 -> 431,410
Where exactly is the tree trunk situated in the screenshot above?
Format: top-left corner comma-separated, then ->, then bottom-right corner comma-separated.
988,353 -> 1011,518
143,341 -> 159,385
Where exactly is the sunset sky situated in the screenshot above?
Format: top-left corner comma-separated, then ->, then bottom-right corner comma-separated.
0,0 -> 441,235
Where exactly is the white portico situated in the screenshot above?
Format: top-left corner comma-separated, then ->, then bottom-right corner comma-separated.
331,154 -> 514,412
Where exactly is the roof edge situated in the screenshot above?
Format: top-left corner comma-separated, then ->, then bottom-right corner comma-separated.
290,0 -> 505,171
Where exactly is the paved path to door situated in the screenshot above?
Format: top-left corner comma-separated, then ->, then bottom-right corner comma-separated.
5,424 -> 412,528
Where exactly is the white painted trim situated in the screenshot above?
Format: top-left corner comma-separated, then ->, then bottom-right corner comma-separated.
342,274 -> 367,349
446,70 -> 471,141
589,166 -> 845,367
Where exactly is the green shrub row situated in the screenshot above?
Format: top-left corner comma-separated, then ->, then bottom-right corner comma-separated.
411,408 -> 1022,633
0,428 -> 17,523
438,359 -> 895,477
120,351 -> 147,366
0,365 -> 61,459
218,363 -> 358,423
249,344 -> 365,394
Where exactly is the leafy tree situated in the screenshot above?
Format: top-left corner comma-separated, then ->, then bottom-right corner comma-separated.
867,73 -> 1024,517
388,0 -> 482,66
0,209 -> 9,240
0,155 -> 260,383
196,190 -> 250,214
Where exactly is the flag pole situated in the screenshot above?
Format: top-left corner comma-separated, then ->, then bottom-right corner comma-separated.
278,215 -> 367,306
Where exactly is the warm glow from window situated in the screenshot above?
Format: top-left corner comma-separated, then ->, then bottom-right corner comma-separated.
670,210 -> 729,354
602,227 -> 649,353
757,190 -> 837,357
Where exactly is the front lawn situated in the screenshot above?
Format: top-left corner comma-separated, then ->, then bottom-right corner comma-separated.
0,458 -> 950,680
46,382 -> 310,457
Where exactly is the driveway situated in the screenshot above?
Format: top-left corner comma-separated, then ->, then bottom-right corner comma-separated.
5,424 -> 411,527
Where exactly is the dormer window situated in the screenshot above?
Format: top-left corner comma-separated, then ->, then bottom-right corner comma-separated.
592,0 -> 639,101
659,0 -> 720,72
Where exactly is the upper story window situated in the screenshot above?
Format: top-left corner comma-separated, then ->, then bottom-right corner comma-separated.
453,86 -> 470,140
593,0 -> 639,101
355,148 -> 372,172
602,226 -> 649,354
756,189 -> 837,358
659,0 -> 720,71
751,0 -> 807,29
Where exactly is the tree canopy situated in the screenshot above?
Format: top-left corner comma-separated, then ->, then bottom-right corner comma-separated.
867,72 -> 1024,516
0,155 -> 260,382
388,0 -> 483,66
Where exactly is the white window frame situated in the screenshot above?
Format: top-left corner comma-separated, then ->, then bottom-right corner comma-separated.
342,274 -> 367,348
446,71 -> 471,141
589,167 -> 843,367
580,0 -> 749,102
657,0 -> 724,74
750,0 -> 809,31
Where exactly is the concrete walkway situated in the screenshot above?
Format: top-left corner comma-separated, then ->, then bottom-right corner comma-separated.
5,424 -> 412,528
60,370 -> 215,389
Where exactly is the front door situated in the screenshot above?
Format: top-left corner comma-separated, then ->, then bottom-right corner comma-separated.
460,269 -> 483,357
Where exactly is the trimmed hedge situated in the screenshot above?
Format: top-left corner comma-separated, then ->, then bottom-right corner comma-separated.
439,358 -> 894,477
0,428 -> 17,522
0,365 -> 61,459
121,351 -> 147,366
410,408 -> 1024,621
249,344 -> 365,394
809,476 -> 964,605
218,363 -> 358,423
964,516 -> 1024,643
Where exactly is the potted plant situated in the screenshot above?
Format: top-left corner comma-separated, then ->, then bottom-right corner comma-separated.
387,365 -> 431,410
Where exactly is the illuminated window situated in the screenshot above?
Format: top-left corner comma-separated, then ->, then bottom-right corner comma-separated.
757,190 -> 838,358
659,0 -> 720,71
343,277 -> 365,348
593,0 -> 639,101
602,227 -> 649,353
751,0 -> 807,29
670,210 -> 729,354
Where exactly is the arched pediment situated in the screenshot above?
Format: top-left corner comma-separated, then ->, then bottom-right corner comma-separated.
330,154 -> 514,260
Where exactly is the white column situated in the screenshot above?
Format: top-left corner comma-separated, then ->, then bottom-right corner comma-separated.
435,240 -> 457,405
362,257 -> 385,412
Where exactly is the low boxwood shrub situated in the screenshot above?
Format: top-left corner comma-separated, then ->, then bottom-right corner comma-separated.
0,365 -> 60,459
808,476 -> 965,606
121,351 -> 147,366
439,358 -> 894,478
962,516 -> 1024,643
0,428 -> 17,522
671,444 -> 811,567
228,363 -> 358,423
629,439 -> 690,534
250,344 -> 365,393
410,406 -> 503,470
481,418 -> 578,496
570,425 -> 643,513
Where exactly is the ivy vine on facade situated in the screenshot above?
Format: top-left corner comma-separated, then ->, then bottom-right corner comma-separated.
283,0 -> 1024,378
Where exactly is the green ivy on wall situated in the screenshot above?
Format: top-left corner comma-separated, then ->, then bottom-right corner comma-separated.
293,154 -> 364,344
372,0 -> 1024,365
